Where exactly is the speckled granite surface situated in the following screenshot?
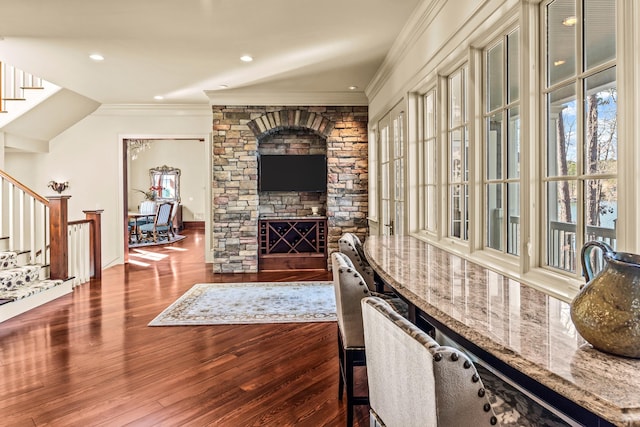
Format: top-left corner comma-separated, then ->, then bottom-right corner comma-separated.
364,235 -> 640,427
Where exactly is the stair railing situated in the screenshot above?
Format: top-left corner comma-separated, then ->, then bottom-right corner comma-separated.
0,62 -> 44,113
0,170 -> 102,283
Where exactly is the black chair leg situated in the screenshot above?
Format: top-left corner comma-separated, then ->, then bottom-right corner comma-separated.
338,331 -> 345,400
345,350 -> 355,427
337,327 -> 368,427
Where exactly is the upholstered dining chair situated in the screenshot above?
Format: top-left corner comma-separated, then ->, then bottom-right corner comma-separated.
361,295 -> 500,427
338,232 -> 384,293
169,201 -> 180,235
139,202 -> 174,243
138,200 -> 157,225
331,251 -> 408,427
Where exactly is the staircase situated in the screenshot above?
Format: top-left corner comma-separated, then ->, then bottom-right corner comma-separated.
0,62 -> 44,112
0,169 -> 103,323
0,249 -> 68,323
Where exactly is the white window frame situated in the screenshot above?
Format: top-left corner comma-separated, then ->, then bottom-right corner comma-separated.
541,0 -> 618,278
447,64 -> 470,243
483,27 -> 522,257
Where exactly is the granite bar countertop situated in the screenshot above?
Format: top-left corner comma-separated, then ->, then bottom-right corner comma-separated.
363,235 -> 640,426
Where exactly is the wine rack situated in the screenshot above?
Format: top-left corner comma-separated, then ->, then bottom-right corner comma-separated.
259,217 -> 327,271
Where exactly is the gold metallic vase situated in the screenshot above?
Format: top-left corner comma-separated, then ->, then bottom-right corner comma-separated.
571,241 -> 640,358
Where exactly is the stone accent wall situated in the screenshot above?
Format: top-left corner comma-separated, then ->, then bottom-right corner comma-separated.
212,106 -> 368,273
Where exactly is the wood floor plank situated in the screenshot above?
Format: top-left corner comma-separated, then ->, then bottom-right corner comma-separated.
0,229 -> 368,426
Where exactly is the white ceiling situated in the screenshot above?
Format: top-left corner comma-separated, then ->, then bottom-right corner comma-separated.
0,0 -> 421,106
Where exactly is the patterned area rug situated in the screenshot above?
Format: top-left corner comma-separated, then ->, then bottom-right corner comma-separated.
148,281 -> 336,326
128,234 -> 186,249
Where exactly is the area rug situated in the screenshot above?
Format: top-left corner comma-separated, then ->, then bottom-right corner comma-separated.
148,281 -> 336,326
128,234 -> 186,249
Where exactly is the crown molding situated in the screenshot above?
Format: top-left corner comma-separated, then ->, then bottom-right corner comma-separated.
205,90 -> 368,106
366,0 -> 447,101
94,104 -> 211,116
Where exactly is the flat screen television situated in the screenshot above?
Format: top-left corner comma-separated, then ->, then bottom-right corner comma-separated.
259,154 -> 327,192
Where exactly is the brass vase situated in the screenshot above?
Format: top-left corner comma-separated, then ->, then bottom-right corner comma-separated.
570,241 -> 640,358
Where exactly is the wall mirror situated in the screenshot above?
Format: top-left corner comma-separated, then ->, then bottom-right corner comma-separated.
150,165 -> 181,202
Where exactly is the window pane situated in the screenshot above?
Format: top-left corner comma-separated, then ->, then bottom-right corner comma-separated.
425,92 -> 435,139
450,71 -> 463,128
396,201 -> 404,236
380,127 -> 389,163
426,186 -> 436,232
464,127 -> 469,181
507,182 -> 520,255
382,163 -> 389,199
547,0 -> 576,86
487,183 -> 503,250
547,85 -> 577,177
547,180 -> 578,272
394,115 -> 404,158
487,41 -> 504,112
395,157 -> 404,201
584,67 -> 617,175
463,184 -> 469,240
451,184 -> 468,239
462,68 -> 468,123
450,129 -> 462,182
508,106 -> 520,179
487,112 -> 503,180
451,185 -> 462,238
507,29 -> 520,103
584,178 -> 617,249
426,138 -> 436,184
584,0 -> 616,70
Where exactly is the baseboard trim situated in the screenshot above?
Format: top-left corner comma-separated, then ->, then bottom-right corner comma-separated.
182,221 -> 205,230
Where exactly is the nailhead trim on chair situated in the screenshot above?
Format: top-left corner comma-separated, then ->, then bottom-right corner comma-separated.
363,296 -> 501,426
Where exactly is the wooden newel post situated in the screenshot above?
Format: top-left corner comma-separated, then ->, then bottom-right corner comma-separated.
48,195 -> 71,280
83,209 -> 103,279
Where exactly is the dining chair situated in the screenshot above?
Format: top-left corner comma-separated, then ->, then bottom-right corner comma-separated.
138,200 -> 157,225
361,295 -> 499,427
139,202 -> 174,242
331,251 -> 408,427
338,232 -> 385,293
332,251 -> 370,427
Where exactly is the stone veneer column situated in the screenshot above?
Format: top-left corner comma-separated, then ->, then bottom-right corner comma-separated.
212,106 -> 368,273
212,107 -> 259,273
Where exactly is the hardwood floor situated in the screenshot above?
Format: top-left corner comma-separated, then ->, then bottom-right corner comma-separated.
0,229 -> 369,426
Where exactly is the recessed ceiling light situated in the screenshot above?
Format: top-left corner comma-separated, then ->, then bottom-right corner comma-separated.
562,16 -> 577,26
89,53 -> 104,61
219,84 -> 229,89
154,95 -> 164,100
240,55 -> 253,62
348,86 -> 358,90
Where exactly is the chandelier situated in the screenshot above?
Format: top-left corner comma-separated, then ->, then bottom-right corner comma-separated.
128,139 -> 152,160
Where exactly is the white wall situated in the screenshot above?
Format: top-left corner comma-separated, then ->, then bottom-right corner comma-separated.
5,104 -> 211,268
128,139 -> 206,222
